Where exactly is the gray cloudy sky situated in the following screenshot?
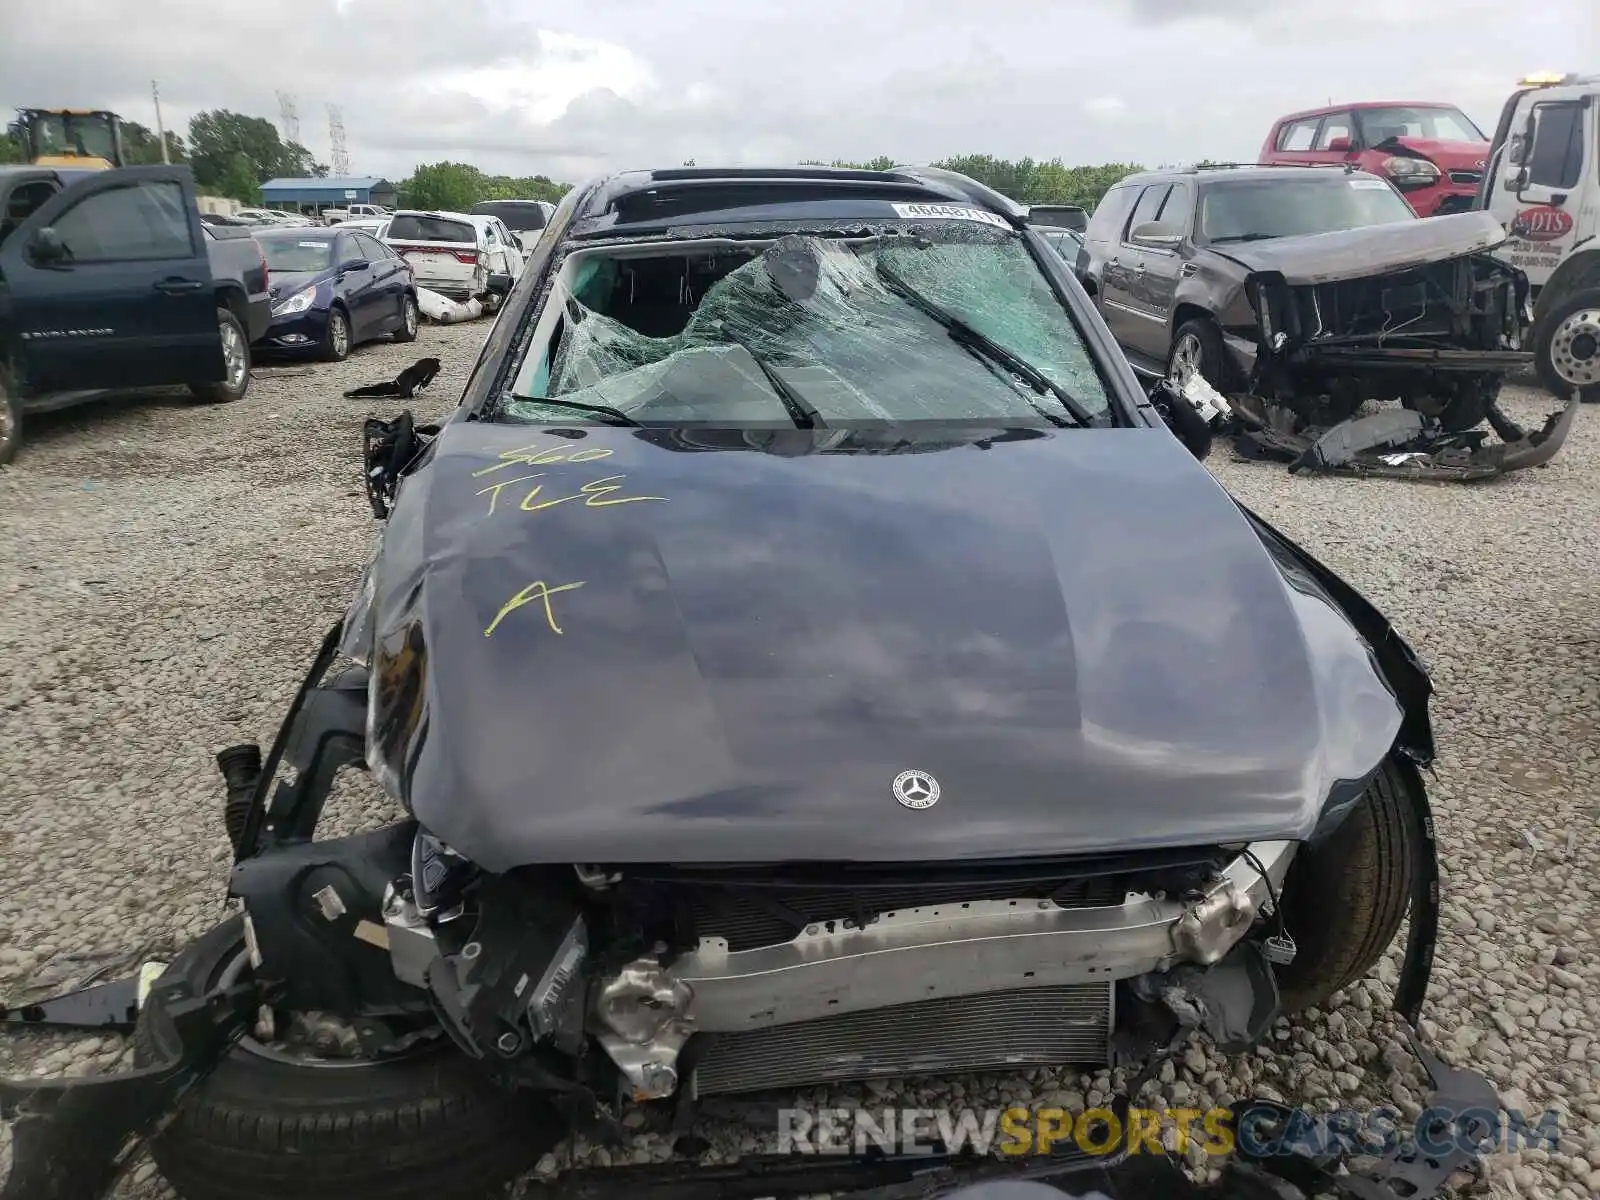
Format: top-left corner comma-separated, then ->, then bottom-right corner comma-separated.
3,1 -> 1596,184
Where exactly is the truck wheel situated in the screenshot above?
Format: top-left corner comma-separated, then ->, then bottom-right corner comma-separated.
393,293 -> 419,343
321,307 -> 352,362
1534,288 -> 1600,403
0,372 -> 21,467
135,917 -> 564,1200
1166,318 -> 1234,392
1273,756 -> 1421,1012
188,309 -> 251,404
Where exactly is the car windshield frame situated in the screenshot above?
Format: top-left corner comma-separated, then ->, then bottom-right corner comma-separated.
1356,104 -> 1487,144
490,221 -> 1128,430
387,214 -> 476,243
1195,175 -> 1417,243
472,202 -> 549,232
257,235 -> 336,272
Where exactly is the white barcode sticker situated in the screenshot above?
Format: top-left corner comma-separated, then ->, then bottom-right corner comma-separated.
891,202 -> 1011,229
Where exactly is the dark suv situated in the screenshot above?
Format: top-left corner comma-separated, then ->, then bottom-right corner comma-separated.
1076,164 -> 1531,432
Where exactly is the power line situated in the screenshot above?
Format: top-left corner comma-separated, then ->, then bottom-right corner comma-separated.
327,103 -> 349,176
275,91 -> 300,147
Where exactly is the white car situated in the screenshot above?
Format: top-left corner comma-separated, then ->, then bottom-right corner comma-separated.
382,210 -> 523,306
335,217 -> 391,238
469,199 -> 556,257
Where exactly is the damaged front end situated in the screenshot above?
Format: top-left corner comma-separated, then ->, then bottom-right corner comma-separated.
1214,221 -> 1576,480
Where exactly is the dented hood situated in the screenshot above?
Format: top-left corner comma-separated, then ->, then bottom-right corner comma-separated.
1207,210 -> 1509,285
365,421 -> 1404,870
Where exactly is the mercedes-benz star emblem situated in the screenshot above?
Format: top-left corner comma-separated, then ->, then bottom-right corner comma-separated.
892,769 -> 941,810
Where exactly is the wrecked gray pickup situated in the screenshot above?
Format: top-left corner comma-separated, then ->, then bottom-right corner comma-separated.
1196,210 -> 1577,479
1079,165 -> 1578,480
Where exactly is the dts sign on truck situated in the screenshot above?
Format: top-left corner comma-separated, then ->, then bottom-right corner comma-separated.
1479,72 -> 1600,402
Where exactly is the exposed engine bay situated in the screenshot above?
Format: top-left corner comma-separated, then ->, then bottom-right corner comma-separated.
1193,238 -> 1577,480
360,840 -> 1292,1103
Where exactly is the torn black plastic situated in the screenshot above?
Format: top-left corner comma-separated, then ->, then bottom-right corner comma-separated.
0,968 -> 260,1200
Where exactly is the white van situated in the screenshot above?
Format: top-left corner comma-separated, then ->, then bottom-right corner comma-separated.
1480,72 -> 1600,400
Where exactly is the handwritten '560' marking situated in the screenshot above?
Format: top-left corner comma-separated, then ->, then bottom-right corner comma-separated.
472,441 -> 616,478
484,580 -> 586,638
476,472 -> 666,517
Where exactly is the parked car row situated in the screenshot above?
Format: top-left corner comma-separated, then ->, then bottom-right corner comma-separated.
0,166 -> 535,466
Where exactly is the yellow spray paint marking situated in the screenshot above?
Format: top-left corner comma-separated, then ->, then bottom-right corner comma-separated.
484,580 -> 586,638
471,441 -> 615,478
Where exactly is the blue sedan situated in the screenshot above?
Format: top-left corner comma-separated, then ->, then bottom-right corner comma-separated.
254,227 -> 419,361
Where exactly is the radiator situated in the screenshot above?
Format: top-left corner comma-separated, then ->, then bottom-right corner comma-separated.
689,984 -> 1114,1096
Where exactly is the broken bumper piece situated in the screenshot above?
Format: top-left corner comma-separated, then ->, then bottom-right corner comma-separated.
0,968 -> 258,1200
1232,391 -> 1578,482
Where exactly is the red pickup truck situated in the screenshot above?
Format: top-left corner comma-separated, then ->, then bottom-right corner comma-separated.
1259,102 -> 1491,217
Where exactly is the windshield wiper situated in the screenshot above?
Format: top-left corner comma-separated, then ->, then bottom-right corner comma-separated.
502,393 -> 641,426
722,334 -> 826,430
1208,233 -> 1277,243
873,260 -> 1094,428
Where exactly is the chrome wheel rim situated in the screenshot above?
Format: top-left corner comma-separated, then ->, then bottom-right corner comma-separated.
0,401 -> 13,450
332,313 -> 349,357
1550,308 -> 1600,387
404,298 -> 418,336
220,320 -> 248,391
1169,332 -> 1203,386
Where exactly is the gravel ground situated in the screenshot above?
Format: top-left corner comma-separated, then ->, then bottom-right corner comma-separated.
0,339 -> 1595,1199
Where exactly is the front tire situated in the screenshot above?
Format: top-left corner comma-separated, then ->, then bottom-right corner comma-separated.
393,293 -> 419,343
1166,317 -> 1234,392
188,308 -> 251,404
1534,288 -> 1600,403
0,372 -> 21,468
135,917 -> 563,1200
321,307 -> 352,363
1274,756 -> 1421,1012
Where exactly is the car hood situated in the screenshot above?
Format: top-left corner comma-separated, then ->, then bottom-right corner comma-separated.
361,422 -> 1405,870
1205,210 -> 1509,285
267,270 -> 331,302
1381,136 -> 1489,170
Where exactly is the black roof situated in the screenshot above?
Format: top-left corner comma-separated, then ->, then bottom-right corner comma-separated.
565,165 -> 1028,237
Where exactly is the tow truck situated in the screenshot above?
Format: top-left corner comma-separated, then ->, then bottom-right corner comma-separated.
12,108 -> 127,172
1478,72 -> 1600,400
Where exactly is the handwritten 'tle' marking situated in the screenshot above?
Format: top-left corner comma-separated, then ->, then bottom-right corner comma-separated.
484,580 -> 586,638
475,472 -> 667,517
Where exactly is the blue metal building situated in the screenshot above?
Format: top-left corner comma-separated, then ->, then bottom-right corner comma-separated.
258,176 -> 398,212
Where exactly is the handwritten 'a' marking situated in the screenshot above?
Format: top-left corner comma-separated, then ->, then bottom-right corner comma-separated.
484,580 -> 586,638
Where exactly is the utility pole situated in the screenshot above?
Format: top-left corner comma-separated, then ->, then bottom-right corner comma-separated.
152,80 -> 171,163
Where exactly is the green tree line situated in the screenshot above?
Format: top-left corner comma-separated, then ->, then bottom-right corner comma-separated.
3,106 -> 1171,213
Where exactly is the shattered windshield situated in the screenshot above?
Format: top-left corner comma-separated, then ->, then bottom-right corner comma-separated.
501,228 -> 1115,427
1199,177 -> 1416,243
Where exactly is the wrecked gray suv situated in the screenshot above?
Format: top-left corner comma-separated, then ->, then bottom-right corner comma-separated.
2,167 -> 1479,1200
1078,164 -> 1575,478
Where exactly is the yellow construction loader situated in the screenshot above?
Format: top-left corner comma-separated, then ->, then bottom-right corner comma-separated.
13,108 -> 127,171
